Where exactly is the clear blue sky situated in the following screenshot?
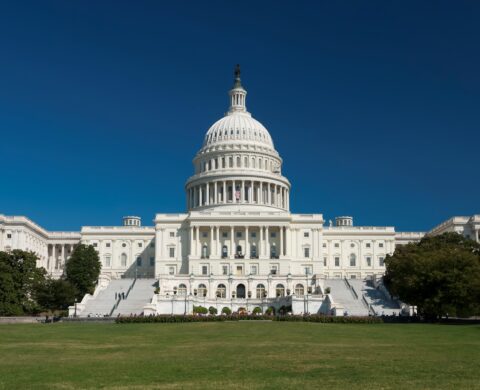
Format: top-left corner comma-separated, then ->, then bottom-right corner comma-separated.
1,1 -> 478,232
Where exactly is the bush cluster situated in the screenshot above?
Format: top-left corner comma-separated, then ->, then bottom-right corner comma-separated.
115,314 -> 384,324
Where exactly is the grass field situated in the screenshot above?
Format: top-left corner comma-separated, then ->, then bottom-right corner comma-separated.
0,322 -> 479,389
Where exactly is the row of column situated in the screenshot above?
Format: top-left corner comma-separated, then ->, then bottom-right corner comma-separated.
187,180 -> 289,210
189,226 -> 289,259
48,243 -> 75,271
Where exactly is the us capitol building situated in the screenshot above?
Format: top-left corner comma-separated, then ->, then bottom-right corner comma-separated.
1,67 -> 479,316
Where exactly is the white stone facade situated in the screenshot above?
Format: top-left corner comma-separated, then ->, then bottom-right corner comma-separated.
1,67 -> 478,314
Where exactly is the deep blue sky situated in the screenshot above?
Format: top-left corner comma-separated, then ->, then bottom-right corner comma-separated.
1,1 -> 478,232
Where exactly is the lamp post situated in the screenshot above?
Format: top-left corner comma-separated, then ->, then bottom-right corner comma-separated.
74,297 -> 77,318
305,269 -> 309,314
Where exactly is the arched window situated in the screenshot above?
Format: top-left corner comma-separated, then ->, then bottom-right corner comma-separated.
120,253 -> 127,267
256,284 -> 266,299
244,156 -> 248,167
198,284 -> 207,297
276,284 -> 285,297
178,284 -> 187,295
350,253 -> 356,267
217,284 -> 226,298
295,284 -> 305,297
236,156 -> 241,167
222,245 -> 228,259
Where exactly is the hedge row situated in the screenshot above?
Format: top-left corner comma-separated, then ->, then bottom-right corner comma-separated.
115,314 -> 384,324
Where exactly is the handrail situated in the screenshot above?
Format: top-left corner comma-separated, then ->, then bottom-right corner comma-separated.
361,295 -> 376,316
109,278 -> 136,317
344,277 -> 358,299
109,297 -> 121,317
125,278 -> 137,299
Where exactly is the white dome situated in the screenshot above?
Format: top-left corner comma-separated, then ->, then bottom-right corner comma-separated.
203,112 -> 274,149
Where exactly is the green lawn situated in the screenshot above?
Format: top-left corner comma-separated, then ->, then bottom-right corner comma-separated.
0,322 -> 479,389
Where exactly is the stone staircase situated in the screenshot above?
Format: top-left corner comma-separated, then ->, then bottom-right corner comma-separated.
112,279 -> 157,316
79,279 -> 133,317
349,279 -> 401,316
324,278 -> 369,316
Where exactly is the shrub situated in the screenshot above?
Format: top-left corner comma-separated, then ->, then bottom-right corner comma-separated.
221,307 -> 232,315
252,307 -> 262,315
193,305 -> 208,315
265,306 -> 275,315
324,287 -> 331,294
208,306 -> 218,315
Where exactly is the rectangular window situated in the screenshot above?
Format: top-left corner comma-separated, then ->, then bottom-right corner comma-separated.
366,243 -> 371,248
334,257 -> 340,267
304,266 -> 312,275
222,265 -> 229,275
202,265 -> 208,275
304,232 -> 309,238
271,232 -> 276,238
323,257 -> 327,267
270,265 -> 278,275
150,242 -> 155,248
379,257 -> 385,267
379,243 -> 384,248
138,242 -> 143,248
150,257 -> 155,266
236,265 -> 243,276
251,232 -> 257,238
93,243 -> 98,247
236,232 -> 242,238
7,233 -> 12,239
136,257 -> 142,266
322,243 -> 326,248
304,247 -> 310,258
334,243 -> 339,248
105,256 -> 111,267
169,266 -> 175,275
222,232 -> 228,238
170,232 -> 175,237
251,265 -> 258,275
202,232 -> 208,238
169,247 -> 175,258
106,242 -> 111,248
366,256 -> 372,267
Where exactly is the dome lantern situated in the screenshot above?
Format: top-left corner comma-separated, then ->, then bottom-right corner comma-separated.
228,64 -> 247,114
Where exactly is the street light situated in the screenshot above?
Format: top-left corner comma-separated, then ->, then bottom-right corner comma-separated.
74,297 -> 77,318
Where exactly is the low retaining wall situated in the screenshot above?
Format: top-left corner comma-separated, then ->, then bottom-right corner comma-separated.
0,317 -> 43,324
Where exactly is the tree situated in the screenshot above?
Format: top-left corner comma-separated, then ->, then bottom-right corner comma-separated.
37,278 -> 77,312
65,244 -> 101,300
252,306 -> 262,315
208,306 -> 218,315
0,250 -> 47,315
384,232 -> 480,320
221,307 -> 232,315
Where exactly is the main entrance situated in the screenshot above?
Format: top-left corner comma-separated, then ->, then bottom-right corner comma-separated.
236,283 -> 246,299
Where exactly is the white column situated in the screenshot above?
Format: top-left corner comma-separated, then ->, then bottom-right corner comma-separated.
199,185 -> 203,206
265,226 -> 270,258
245,226 -> 250,259
268,184 -> 271,205
230,226 -> 234,259
214,181 -> 218,204
197,227 -> 201,257
206,183 -> 210,206
241,180 -> 245,203
189,226 -> 194,256
259,226 -> 264,257
280,227 -> 284,257
285,227 -> 290,257
60,245 -> 64,269
210,226 -> 213,258
223,181 -> 227,203
249,183 -> 253,203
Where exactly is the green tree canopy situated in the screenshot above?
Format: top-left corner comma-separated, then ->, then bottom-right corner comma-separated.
0,250 -> 47,315
37,278 -> 77,312
384,232 -> 480,319
65,244 -> 101,300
